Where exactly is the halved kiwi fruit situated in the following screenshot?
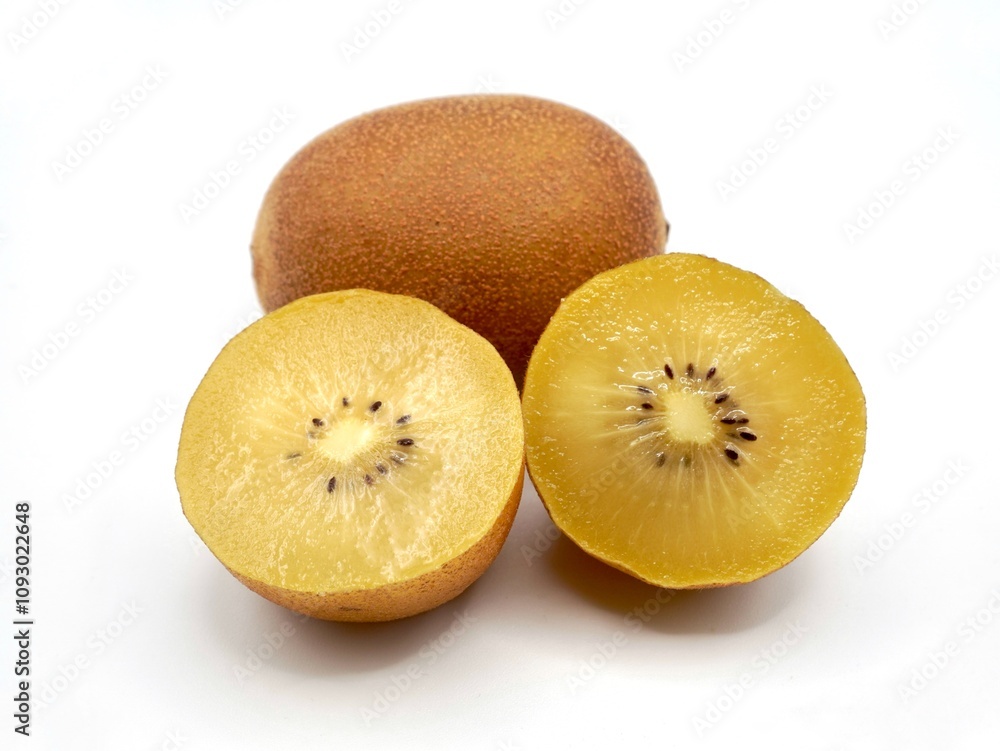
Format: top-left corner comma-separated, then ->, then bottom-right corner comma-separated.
176,290 -> 524,621
522,253 -> 866,588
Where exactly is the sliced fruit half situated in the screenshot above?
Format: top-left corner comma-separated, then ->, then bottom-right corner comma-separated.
177,290 -> 524,621
522,253 -> 866,588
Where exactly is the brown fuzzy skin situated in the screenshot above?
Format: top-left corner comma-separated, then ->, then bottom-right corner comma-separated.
251,94 -> 667,387
228,464 -> 524,622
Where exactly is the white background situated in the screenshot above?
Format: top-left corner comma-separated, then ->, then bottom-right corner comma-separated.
2,1 -> 999,749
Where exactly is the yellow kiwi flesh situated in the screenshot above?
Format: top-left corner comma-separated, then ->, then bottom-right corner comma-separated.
251,94 -> 667,387
522,254 -> 866,588
176,290 -> 524,621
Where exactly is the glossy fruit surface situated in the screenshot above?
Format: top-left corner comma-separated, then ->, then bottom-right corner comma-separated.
522,253 -> 866,588
177,290 -> 524,620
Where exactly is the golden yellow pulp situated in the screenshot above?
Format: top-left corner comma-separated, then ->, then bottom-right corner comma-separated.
522,253 -> 866,588
176,290 -> 524,595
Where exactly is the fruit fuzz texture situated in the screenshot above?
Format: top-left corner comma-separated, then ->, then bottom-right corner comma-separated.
251,94 -> 667,388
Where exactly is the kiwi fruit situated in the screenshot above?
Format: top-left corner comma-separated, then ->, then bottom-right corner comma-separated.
176,290 -> 524,621
251,94 -> 667,388
521,253 -> 866,589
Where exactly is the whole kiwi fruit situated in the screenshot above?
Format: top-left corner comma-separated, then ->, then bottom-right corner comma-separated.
251,94 -> 667,387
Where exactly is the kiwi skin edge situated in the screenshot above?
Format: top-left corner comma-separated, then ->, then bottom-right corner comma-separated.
224,463 -> 524,622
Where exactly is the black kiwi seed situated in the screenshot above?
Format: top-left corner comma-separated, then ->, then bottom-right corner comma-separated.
342,397 -> 349,407
312,418 -> 324,427
720,412 -> 750,425
327,477 -> 336,492
376,463 -> 387,475
364,474 -> 374,486
369,401 -> 382,413
397,438 -> 414,446
630,360 -> 754,469
286,452 -> 301,460
396,414 -> 411,425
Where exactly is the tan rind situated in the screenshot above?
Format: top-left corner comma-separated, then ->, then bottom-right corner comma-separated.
228,464 -> 524,622
251,94 -> 667,387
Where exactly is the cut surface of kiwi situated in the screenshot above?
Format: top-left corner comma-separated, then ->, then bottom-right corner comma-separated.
177,290 -> 524,621
522,253 -> 866,588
